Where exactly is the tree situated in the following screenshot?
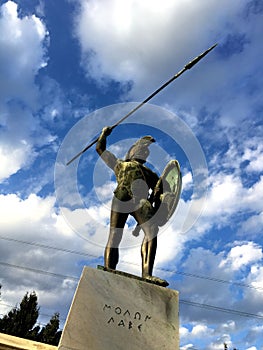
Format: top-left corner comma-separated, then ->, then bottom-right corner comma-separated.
0,292 -> 39,338
37,312 -> 62,346
0,291 -> 61,346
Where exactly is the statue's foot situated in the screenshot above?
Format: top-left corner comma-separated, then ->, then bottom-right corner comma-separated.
144,275 -> 169,287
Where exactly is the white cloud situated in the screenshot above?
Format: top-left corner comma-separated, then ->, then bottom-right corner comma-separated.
0,1 -> 48,103
180,344 -> 195,350
180,322 -> 215,348
0,1 -> 49,182
75,0 -> 240,86
180,326 -> 190,337
180,243 -> 263,324
0,193 -> 55,225
246,176 -> 263,212
192,324 -> 210,336
242,142 -> 263,173
0,141 -> 33,182
182,172 -> 193,192
245,325 -> 263,348
238,212 -> 263,238
208,335 -> 232,350
0,192 -> 104,323
74,0 -> 262,126
176,244 -> 263,350
249,265 -> 263,290
219,242 -> 262,271
241,265 -> 263,313
205,174 -> 243,216
180,247 -> 235,307
189,167 -> 263,236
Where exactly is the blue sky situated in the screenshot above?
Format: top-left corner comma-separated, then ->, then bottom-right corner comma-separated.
0,0 -> 262,349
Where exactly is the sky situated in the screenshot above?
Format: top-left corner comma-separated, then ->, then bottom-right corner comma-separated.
0,0 -> 262,349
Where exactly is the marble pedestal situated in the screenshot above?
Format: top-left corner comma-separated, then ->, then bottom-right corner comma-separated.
59,266 -> 179,350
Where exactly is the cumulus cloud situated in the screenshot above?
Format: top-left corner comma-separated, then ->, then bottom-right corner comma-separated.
74,0 -> 237,85
242,142 -> 263,173
74,0 -> 262,126
0,139 -> 33,182
180,247 -> 234,308
240,265 -> 263,317
0,192 -> 104,322
180,243 -> 263,320
191,166 -> 263,237
245,325 -> 263,347
180,322 -> 235,350
180,323 -> 214,341
219,242 -> 262,271
238,212 -> 263,238
179,242 -> 263,347
0,1 -> 48,103
0,193 -> 55,225
0,1 -> 49,182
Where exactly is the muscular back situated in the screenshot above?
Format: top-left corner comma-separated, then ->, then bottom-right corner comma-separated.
96,131 -> 159,203
114,159 -> 159,202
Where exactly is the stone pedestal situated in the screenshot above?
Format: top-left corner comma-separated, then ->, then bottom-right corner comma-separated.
58,266 -> 179,350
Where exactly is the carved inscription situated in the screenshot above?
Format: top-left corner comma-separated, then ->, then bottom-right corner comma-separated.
103,304 -> 151,332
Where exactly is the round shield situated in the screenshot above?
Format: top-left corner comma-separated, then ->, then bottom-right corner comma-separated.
154,160 -> 182,226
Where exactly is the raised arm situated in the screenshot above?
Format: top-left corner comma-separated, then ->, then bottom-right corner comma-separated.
96,126 -> 118,170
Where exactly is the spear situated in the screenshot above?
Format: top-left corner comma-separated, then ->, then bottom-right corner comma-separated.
66,43 -> 217,165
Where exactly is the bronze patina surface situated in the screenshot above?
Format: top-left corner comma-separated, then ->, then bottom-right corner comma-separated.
96,126 -> 181,287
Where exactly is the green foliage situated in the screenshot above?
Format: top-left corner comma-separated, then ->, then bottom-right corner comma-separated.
0,291 -> 61,346
0,292 -> 39,338
37,312 -> 62,346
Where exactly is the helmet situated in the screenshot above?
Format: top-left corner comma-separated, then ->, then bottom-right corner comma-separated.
125,136 -> 155,162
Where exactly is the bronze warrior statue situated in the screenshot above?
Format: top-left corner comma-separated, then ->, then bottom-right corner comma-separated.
96,126 -> 169,287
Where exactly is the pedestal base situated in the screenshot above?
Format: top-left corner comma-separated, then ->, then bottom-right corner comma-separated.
59,266 -> 179,350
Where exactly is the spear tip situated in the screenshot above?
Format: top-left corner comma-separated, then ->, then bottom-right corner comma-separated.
185,43 -> 218,70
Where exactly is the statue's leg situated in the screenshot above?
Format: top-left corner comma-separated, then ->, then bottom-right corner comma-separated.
140,223 -> 168,286
133,201 -> 169,287
140,226 -> 158,278
132,201 -> 158,277
104,209 -> 128,270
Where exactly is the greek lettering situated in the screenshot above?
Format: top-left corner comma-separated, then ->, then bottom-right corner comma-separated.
123,309 -> 131,317
134,312 -> 141,320
145,315 -> 151,322
118,320 -> 125,327
103,304 -> 111,311
103,302 -> 151,333
115,307 -> 122,315
107,317 -> 114,324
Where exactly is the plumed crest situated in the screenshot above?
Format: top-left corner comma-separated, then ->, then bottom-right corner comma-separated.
125,135 -> 155,161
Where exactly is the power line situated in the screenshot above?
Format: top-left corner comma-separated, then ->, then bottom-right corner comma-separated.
159,267 -> 263,292
1,260 -> 263,321
122,260 -> 263,292
0,235 -> 98,259
0,302 -> 67,323
0,315 -> 48,330
1,235 -> 263,292
0,261 -> 79,281
180,299 -> 263,320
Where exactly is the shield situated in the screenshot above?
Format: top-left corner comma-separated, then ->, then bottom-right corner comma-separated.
154,160 -> 182,227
